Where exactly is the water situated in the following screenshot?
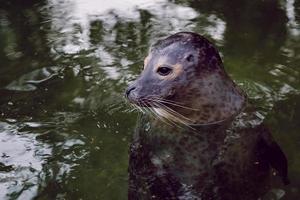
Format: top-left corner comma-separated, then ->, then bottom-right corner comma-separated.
0,0 -> 299,199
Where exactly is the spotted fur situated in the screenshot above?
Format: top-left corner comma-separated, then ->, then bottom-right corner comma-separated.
125,32 -> 289,200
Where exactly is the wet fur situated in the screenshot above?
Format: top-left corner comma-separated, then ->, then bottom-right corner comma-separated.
126,32 -> 245,125
126,32 -> 289,199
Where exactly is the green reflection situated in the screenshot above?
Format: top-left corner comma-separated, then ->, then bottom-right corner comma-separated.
0,0 -> 299,199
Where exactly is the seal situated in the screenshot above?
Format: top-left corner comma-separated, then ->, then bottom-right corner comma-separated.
125,32 -> 289,200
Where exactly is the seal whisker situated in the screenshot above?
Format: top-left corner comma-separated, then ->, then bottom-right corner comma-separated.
131,96 -> 195,130
154,99 -> 200,111
124,107 -> 137,113
144,95 -> 179,104
156,102 -> 194,123
149,104 -> 176,128
136,105 -> 146,114
152,103 -> 186,130
144,96 -> 200,111
147,96 -> 185,105
154,102 -> 195,130
159,105 -> 196,130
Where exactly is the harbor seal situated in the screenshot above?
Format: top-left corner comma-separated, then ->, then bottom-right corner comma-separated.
125,32 -> 289,200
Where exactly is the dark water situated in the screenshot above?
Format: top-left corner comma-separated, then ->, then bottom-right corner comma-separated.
0,0 -> 299,199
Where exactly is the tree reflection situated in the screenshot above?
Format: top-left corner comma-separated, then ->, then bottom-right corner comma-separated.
0,1 -> 54,87
0,0 -> 299,199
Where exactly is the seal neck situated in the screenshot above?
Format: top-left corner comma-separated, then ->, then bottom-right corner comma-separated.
176,72 -> 247,125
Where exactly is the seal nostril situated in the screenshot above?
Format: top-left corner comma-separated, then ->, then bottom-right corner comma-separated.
125,86 -> 136,97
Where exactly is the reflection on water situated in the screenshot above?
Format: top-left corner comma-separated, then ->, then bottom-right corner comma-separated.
0,0 -> 300,199
48,0 -> 199,54
286,0 -> 300,36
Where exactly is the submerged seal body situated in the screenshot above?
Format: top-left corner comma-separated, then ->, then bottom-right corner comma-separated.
125,32 -> 289,200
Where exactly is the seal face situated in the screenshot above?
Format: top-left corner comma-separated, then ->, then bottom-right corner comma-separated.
126,32 -> 246,125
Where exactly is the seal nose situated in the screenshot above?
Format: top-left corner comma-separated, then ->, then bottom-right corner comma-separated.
125,86 -> 136,98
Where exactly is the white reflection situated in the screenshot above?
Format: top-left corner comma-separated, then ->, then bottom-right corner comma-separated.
0,114 -> 86,199
279,83 -> 296,97
102,66 -> 121,80
94,46 -> 114,66
205,14 -> 226,41
0,122 -> 44,200
71,0 -> 166,20
48,0 -> 199,54
286,0 -> 300,36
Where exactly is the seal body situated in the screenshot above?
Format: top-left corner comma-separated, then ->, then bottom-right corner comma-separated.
128,110 -> 288,200
125,32 -> 288,200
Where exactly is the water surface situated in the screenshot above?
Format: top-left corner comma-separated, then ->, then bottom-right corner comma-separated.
0,0 -> 300,199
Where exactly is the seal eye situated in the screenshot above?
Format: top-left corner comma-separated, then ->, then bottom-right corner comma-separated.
157,66 -> 172,76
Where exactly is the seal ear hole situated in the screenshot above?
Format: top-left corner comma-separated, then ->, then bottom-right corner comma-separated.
186,54 -> 194,62
157,66 -> 172,76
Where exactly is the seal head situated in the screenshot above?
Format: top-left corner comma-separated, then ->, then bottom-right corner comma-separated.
126,32 -> 246,125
